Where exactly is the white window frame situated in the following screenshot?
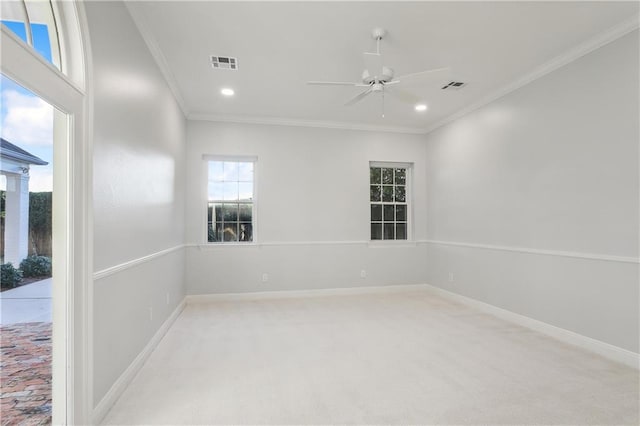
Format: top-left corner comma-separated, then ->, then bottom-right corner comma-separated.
369,161 -> 413,242
203,155 -> 258,245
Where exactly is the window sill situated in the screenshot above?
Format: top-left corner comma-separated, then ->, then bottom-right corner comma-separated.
188,240 -> 421,249
367,240 -> 417,248
195,242 -> 259,250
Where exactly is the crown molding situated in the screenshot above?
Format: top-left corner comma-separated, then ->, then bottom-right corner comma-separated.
423,15 -> 640,135
125,3 -> 637,136
124,2 -> 188,117
187,112 -> 427,134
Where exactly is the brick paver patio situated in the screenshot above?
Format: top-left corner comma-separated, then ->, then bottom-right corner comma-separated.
0,322 -> 52,426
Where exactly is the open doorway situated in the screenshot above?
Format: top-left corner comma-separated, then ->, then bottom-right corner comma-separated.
0,72 -> 61,426
1,1 -> 91,422
1,1 -> 79,422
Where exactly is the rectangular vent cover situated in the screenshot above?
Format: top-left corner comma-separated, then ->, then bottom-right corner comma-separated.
441,81 -> 466,90
211,56 -> 238,70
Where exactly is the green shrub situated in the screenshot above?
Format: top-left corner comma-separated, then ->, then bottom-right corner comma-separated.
1,263 -> 23,289
20,255 -> 52,278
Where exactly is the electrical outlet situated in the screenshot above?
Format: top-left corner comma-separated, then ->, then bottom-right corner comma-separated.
262,273 -> 269,283
448,272 -> 454,283
360,270 -> 367,279
148,307 -> 153,321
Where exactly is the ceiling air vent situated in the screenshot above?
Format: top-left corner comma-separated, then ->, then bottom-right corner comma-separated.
211,56 -> 238,70
441,81 -> 466,90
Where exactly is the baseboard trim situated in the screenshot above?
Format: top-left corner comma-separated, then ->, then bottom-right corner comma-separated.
424,284 -> 639,370
91,300 -> 186,424
186,283 -> 427,303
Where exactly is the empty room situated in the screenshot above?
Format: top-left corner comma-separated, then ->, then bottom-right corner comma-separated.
0,1 -> 638,425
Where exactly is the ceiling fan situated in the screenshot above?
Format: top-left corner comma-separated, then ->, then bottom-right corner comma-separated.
307,28 -> 450,117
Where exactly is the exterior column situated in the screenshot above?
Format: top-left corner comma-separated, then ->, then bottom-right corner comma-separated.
4,172 -> 30,266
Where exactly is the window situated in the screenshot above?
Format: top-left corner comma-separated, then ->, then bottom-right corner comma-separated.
370,162 -> 410,240
1,1 -> 62,70
207,158 -> 255,243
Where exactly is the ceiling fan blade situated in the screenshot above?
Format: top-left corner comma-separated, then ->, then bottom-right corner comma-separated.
344,87 -> 373,106
394,67 -> 451,86
385,86 -> 421,105
307,81 -> 362,86
363,52 -> 383,79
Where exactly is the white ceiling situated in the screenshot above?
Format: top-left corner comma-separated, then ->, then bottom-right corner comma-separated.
127,1 -> 638,133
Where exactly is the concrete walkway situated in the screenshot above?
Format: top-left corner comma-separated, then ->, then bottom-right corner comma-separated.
0,278 -> 52,324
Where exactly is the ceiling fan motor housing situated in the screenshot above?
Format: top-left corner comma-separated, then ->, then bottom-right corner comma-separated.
362,66 -> 395,84
371,27 -> 387,40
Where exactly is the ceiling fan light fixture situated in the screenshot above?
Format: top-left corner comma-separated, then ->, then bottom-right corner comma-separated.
307,29 -> 449,114
221,88 -> 235,97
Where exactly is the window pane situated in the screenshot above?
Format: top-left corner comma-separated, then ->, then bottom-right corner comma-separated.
383,223 -> 394,240
239,223 -> 253,242
31,23 -> 52,63
239,204 -> 252,222
370,167 -> 381,184
371,204 -> 382,221
207,204 -> 213,222
222,182 -> 238,200
382,186 -> 393,202
223,161 -> 239,181
222,204 -> 238,221
208,182 -> 223,200
223,223 -> 238,242
1,21 -> 27,42
396,223 -> 407,240
238,182 -> 253,200
207,223 -> 216,242
371,223 -> 382,240
395,185 -> 406,202
2,1 -> 61,68
213,222 -> 224,242
1,2 -> 29,42
209,161 -> 224,181
395,168 -> 406,185
24,0 -> 61,68
370,185 -> 381,202
383,205 -> 394,222
396,205 -> 407,221
214,204 -> 222,222
382,168 -> 394,184
238,162 -> 253,182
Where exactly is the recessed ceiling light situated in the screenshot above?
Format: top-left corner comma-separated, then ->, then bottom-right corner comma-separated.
415,104 -> 427,112
221,88 -> 234,97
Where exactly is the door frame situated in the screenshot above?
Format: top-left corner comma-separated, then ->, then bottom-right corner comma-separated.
0,2 -> 92,423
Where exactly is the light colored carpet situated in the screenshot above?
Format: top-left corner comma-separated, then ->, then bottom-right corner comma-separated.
102,287 -> 639,425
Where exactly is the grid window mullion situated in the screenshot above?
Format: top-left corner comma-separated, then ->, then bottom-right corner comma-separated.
208,160 -> 254,243
370,165 -> 409,241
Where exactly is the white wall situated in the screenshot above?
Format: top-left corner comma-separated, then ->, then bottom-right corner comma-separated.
424,31 -> 639,352
87,1 -> 187,407
186,122 -> 428,294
